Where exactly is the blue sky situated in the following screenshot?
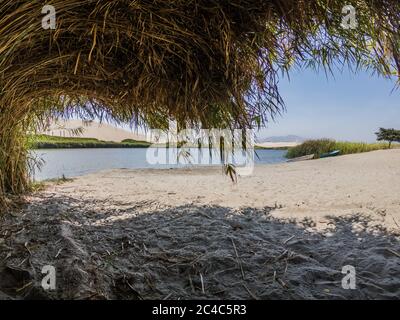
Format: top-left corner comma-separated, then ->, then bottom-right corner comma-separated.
258,68 -> 399,142
103,66 -> 398,143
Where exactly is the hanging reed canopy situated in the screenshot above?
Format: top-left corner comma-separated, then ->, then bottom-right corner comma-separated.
0,0 -> 399,205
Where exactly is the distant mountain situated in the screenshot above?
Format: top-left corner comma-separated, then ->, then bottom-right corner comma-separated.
256,135 -> 305,143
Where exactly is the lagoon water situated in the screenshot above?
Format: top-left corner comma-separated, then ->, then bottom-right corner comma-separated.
31,148 -> 287,181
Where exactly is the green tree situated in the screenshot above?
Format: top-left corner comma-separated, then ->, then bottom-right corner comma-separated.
375,128 -> 400,149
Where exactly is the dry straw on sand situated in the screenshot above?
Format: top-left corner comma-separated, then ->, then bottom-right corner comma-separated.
0,0 -> 400,205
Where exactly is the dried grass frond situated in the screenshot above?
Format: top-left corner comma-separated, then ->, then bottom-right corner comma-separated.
0,0 -> 399,204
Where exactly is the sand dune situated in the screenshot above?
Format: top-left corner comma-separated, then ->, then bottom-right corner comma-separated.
43,119 -> 149,142
44,120 -> 299,148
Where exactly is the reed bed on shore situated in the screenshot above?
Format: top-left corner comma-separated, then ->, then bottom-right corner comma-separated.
286,139 -> 392,159
28,134 -> 150,149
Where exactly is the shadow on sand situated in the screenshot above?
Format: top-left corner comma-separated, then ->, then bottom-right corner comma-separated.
1,194 -> 399,299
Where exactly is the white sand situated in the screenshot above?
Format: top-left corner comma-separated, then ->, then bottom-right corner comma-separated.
56,148 -> 400,231
1,149 -> 400,299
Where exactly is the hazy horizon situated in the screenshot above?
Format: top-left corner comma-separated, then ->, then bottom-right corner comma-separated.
257,67 -> 399,143
66,66 -> 399,143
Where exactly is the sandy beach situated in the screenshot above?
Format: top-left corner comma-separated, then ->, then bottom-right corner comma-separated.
1,149 -> 400,299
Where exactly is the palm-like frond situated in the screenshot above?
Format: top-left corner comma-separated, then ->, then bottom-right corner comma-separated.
0,0 -> 399,204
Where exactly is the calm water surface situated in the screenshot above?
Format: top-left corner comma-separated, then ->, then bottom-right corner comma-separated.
31,148 -> 287,181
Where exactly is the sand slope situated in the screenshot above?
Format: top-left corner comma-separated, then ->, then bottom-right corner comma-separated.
1,149 -> 399,299
43,119 -> 148,142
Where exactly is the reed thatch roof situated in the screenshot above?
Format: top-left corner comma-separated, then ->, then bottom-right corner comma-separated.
0,0 -> 399,204
1,0 -> 399,129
